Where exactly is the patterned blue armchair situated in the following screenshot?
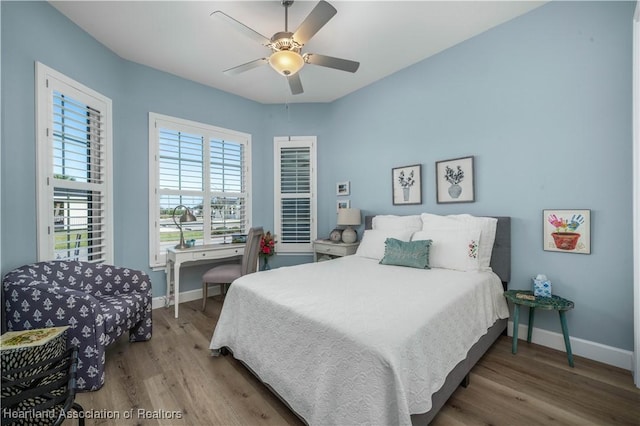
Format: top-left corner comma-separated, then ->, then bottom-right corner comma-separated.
2,261 -> 152,391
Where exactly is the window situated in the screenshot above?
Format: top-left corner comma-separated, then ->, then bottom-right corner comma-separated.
274,137 -> 317,253
149,113 -> 251,267
36,63 -> 113,263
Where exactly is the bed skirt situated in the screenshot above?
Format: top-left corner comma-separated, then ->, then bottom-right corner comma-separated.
214,317 -> 507,425
411,317 -> 507,424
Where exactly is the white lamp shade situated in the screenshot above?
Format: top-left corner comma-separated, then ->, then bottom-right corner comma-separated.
269,50 -> 304,76
337,208 -> 361,226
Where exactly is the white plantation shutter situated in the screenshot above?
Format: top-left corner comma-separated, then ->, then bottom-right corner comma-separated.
156,128 -> 206,263
51,188 -> 106,262
36,63 -> 113,263
274,137 -> 317,253
149,113 -> 251,267
159,130 -> 203,191
280,147 -> 311,243
210,139 -> 247,241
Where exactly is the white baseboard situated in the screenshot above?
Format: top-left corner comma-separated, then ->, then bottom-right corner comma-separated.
152,285 -> 222,310
150,296 -> 632,371
508,321 -> 633,371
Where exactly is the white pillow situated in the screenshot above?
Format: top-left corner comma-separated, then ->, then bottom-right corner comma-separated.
420,213 -> 459,230
421,213 -> 497,271
372,215 -> 423,233
448,214 -> 497,271
412,228 -> 482,272
355,229 -> 414,261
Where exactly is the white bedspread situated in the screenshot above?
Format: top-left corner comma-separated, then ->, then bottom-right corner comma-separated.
210,256 -> 509,426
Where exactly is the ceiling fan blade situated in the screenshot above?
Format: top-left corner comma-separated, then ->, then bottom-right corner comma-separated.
223,58 -> 269,76
305,53 -> 360,73
287,73 -> 304,95
292,1 -> 337,45
211,11 -> 271,46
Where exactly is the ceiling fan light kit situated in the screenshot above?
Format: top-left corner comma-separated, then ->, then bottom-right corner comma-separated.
269,49 -> 304,76
213,0 -> 359,95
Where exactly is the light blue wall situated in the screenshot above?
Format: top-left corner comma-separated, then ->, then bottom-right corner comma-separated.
112,61 -> 269,287
1,1 -> 635,351
1,1 -> 124,271
320,1 -> 635,351
0,1 -> 267,290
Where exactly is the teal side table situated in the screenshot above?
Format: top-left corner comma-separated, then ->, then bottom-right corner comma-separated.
503,290 -> 575,367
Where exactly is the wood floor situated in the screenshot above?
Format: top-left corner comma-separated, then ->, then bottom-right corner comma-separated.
75,297 -> 640,425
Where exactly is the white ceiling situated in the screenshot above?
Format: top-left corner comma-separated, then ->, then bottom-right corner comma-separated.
50,1 -> 546,104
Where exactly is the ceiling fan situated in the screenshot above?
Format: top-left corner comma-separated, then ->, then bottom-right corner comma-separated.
212,0 -> 360,95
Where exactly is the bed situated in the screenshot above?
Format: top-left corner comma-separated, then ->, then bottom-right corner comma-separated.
210,214 -> 511,425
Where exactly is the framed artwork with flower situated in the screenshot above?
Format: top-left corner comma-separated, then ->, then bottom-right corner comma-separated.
543,209 -> 591,254
435,156 -> 475,203
392,164 -> 422,205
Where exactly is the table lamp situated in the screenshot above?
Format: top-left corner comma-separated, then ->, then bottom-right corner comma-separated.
172,205 -> 197,249
337,208 -> 361,243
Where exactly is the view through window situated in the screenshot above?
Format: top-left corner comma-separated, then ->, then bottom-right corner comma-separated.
149,113 -> 251,267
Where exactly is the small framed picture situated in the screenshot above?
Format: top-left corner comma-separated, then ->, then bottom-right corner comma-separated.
543,209 -> 591,254
392,164 -> 422,205
337,199 -> 350,212
435,156 -> 474,203
336,181 -> 350,196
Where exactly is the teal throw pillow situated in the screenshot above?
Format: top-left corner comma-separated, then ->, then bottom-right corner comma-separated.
379,238 -> 432,269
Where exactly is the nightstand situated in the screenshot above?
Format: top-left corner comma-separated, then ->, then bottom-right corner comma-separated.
504,290 -> 575,367
313,239 -> 359,262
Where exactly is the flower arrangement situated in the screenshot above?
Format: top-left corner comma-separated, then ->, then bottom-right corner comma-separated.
444,166 -> 464,185
398,170 -> 415,188
548,214 -> 584,233
259,231 -> 276,258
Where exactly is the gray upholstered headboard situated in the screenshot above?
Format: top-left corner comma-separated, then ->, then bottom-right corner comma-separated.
364,215 -> 511,285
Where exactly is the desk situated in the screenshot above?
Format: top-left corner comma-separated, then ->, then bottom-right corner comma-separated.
166,244 -> 244,318
504,290 -> 575,367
